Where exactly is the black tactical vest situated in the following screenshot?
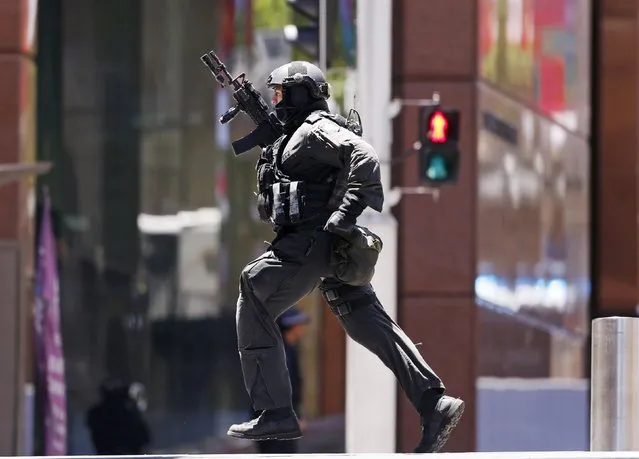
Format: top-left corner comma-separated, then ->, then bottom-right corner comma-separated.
255,110 -> 361,230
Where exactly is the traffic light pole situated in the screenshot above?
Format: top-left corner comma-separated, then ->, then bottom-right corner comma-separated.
318,0 -> 327,71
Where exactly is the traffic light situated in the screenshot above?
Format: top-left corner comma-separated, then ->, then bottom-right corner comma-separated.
284,0 -> 334,69
284,0 -> 319,59
418,106 -> 461,184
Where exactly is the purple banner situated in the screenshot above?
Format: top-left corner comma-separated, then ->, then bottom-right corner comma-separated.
34,193 -> 67,455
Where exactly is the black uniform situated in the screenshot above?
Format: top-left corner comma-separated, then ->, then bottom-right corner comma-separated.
254,307 -> 307,454
227,61 -> 464,453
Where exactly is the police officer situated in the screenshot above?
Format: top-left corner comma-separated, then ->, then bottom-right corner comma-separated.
227,61 -> 464,453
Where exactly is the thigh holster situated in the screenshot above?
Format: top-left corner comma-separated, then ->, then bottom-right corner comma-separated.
321,288 -> 372,317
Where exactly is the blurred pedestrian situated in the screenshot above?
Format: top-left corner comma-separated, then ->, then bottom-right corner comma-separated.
86,378 -> 151,455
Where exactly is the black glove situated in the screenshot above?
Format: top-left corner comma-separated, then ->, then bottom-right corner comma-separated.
323,211 -> 356,239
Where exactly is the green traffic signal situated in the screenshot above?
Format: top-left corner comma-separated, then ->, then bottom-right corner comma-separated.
426,155 -> 449,181
421,148 -> 459,183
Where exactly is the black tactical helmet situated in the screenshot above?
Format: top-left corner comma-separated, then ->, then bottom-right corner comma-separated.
267,61 -> 330,100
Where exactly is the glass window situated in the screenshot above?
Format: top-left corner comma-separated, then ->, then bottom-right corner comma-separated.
476,84 -> 590,378
479,0 -> 591,137
477,0 -> 591,379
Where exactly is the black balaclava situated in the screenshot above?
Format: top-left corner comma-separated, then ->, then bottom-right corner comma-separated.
275,84 -> 329,133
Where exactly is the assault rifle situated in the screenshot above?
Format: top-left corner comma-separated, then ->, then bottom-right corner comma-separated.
201,50 -> 283,156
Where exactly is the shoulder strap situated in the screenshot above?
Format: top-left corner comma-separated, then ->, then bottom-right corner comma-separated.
304,110 -> 362,136
304,111 -> 326,125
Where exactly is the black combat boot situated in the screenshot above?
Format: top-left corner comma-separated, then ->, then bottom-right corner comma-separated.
414,394 -> 465,453
227,407 -> 302,441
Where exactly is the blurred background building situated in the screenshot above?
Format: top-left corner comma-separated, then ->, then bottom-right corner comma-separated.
0,0 -> 636,455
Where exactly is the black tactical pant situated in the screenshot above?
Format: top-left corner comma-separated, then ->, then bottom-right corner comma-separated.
236,227 -> 444,413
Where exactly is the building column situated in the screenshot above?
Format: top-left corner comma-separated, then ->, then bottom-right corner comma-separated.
0,0 -> 39,454
595,0 -> 638,317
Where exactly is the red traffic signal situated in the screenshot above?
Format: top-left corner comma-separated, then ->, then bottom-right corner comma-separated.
419,106 -> 460,145
428,111 -> 449,143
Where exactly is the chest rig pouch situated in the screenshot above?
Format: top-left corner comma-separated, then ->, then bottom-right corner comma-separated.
255,143 -> 277,223
255,136 -> 311,226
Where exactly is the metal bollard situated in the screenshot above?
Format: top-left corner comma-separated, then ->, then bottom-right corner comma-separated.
590,316 -> 639,451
